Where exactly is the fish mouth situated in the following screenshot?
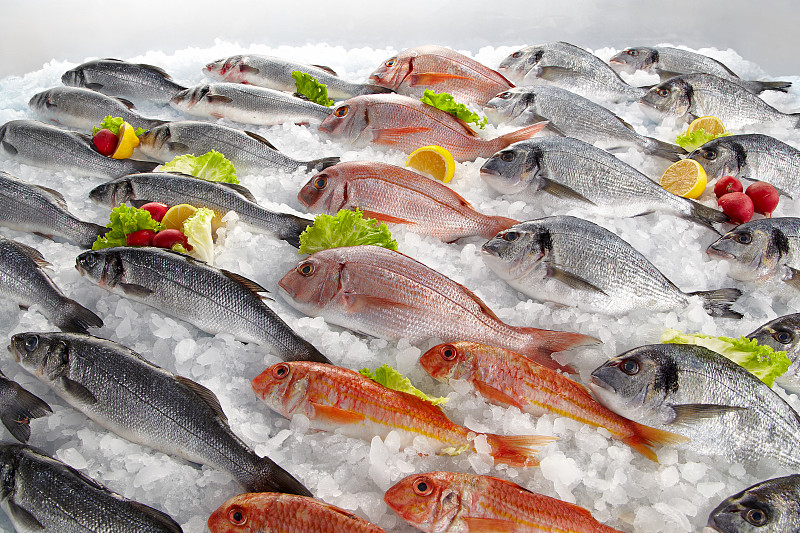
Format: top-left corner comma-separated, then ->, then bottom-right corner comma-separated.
706,246 -> 734,260
588,375 -> 613,393
479,167 -> 501,177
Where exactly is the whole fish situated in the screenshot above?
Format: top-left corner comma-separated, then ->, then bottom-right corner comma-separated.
75,246 -> 331,364
609,46 -> 792,95
482,217 -> 742,318
89,172 -> 313,248
319,94 -> 547,162
639,73 -> 800,129
0,368 -> 51,443
0,235 -> 103,333
0,119 -> 157,178
483,85 -> 685,161
137,120 -> 339,174
203,54 -> 390,100
28,86 -> 167,132
0,443 -> 183,532
746,313 -> 800,393
0,170 -> 108,248
420,341 -> 687,461
590,344 -> 800,468
369,45 -> 514,105
497,41 -> 647,103
687,134 -> 800,197
706,217 -> 800,286
207,492 -> 387,533
297,161 -> 518,241
479,137 -> 726,229
707,474 -> 800,533
384,471 -> 624,533
9,331 -> 312,496
252,361 -> 555,467
169,82 -> 332,126
61,58 -> 187,104
277,245 -> 597,371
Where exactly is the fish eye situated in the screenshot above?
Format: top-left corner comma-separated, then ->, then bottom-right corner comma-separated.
24,335 -> 39,352
440,345 -> 457,361
502,231 -> 520,242
385,58 -> 396,67
701,149 -> 717,161
498,91 -> 512,100
625,49 -> 638,56
81,253 -> 98,269
412,476 -> 434,496
743,508 -> 768,526
334,105 -> 349,118
734,232 -> 753,245
271,363 -> 290,380
620,358 -> 640,375
511,51 -> 522,58
774,330 -> 794,344
297,261 -> 316,277
656,88 -> 670,98
313,175 -> 328,189
228,508 -> 247,526
499,151 -> 515,163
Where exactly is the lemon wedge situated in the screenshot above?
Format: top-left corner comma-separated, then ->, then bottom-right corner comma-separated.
161,204 -> 197,231
405,145 -> 456,183
111,122 -> 140,159
686,116 -> 727,136
659,159 -> 707,199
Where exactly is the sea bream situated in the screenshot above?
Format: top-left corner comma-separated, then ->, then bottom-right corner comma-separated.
137,121 -> 339,174
297,161 -> 518,241
746,313 -> 800,394
707,474 -> 800,532
590,344 -> 800,469
9,331 -> 313,497
369,45 -> 515,105
0,443 -> 183,532
75,246 -> 331,364
609,46 -> 792,95
0,368 -> 51,443
169,82 -> 332,126
252,361 -> 555,467
482,217 -> 742,318
318,93 -> 547,162
278,245 -> 597,371
479,138 -> 728,231
61,58 -> 187,104
204,54 -> 391,100
483,85 -> 685,161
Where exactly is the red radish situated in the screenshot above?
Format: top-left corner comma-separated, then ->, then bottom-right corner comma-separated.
714,176 -> 743,198
139,202 -> 170,222
92,128 -> 119,156
745,182 -> 780,217
718,192 -> 754,225
125,229 -> 156,246
152,228 -> 189,249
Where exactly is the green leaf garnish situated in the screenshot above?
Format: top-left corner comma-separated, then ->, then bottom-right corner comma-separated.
661,328 -> 791,387
92,115 -> 146,136
182,207 -> 216,265
292,71 -> 334,107
360,364 -> 448,406
298,209 -> 397,255
161,150 -> 239,184
675,128 -> 731,152
420,89 -> 487,129
92,203 -> 164,250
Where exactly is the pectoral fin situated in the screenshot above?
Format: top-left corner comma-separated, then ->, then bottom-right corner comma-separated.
341,293 -> 414,312
6,500 -> 43,531
473,380 -> 524,410
464,517 -> 518,532
784,267 -> 800,290
372,127 -> 431,146
310,402 -> 365,424
357,210 -> 413,225
545,264 -> 607,294
118,282 -> 154,298
61,377 -> 98,405
670,403 -> 746,425
409,73 -> 471,86
2,140 -> 18,156
537,65 -> 577,82
539,178 -> 595,205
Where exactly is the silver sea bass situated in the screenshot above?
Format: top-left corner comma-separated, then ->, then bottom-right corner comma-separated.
169,82 -> 332,126
0,170 -> 108,248
482,216 -> 742,317
707,474 -> 800,533
28,86 -> 167,132
497,41 -> 646,103
483,85 -> 684,161
0,120 -> 157,178
479,137 -> 726,230
0,369 -> 50,443
74,246 -> 331,364
89,172 -> 313,248
137,121 -> 339,174
0,235 -> 103,334
590,344 -> 800,469
61,58 -> 187,104
9,331 -> 313,497
0,443 -> 183,532
747,313 -> 800,394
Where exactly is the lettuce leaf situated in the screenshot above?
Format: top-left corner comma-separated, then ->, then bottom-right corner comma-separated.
360,364 -> 448,406
292,71 -> 334,107
675,129 -> 731,152
182,208 -> 216,265
421,89 -> 487,129
298,209 -> 397,255
661,328 -> 790,386
92,204 -> 164,250
161,150 -> 239,184
92,115 -> 146,137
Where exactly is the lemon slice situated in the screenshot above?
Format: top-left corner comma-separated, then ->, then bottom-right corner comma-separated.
161,204 -> 197,230
659,159 -> 707,199
111,122 -> 140,159
405,145 -> 456,183
686,116 -> 727,136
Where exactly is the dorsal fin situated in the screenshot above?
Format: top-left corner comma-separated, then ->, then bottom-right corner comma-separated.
218,182 -> 258,202
244,130 -> 279,151
35,185 -> 68,209
139,63 -> 173,79
456,280 -> 502,322
220,269 -> 271,298
176,375 -> 228,424
112,96 -> 136,110
8,240 -> 50,268
312,65 -> 338,76
127,501 -> 183,533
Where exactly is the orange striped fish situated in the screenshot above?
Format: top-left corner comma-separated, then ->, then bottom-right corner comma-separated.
252,361 -> 555,467
420,342 -> 688,462
385,471 -> 626,533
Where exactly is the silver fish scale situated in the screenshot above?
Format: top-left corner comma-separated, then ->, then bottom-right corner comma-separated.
645,47 -> 740,81
62,59 -> 186,104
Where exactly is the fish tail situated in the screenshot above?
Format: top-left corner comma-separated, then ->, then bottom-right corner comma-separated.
492,121 -> 549,151
481,216 -> 520,239
55,299 -> 103,334
77,222 -> 111,249
689,288 -> 743,319
621,421 -> 689,462
642,136 -> 686,162
302,156 -> 340,172
245,455 -> 314,497
751,80 -> 792,94
0,382 -> 51,443
279,214 -> 315,248
130,160 -> 159,174
483,433 -> 557,467
682,199 -> 730,231
518,327 -> 601,357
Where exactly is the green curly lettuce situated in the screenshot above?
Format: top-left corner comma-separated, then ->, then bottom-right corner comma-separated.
182,208 -> 216,265
675,129 -> 731,152
298,209 -> 397,255
360,364 -> 448,406
161,150 -> 239,184
421,89 -> 487,129
292,71 -> 334,107
92,115 -> 146,137
92,204 -> 164,250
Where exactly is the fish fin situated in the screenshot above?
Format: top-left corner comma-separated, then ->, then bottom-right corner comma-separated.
310,402 -> 366,424
753,80 -> 792,93
546,264 -> 607,294
176,376 -> 228,424
244,130 -> 280,151
303,156 -> 340,172
165,141 -> 191,152
341,292 -> 413,312
0,382 -> 51,443
32,232 -> 54,241
357,210 -> 413,225
248,455 -> 313,496
118,282 -> 154,298
139,63 -> 173,79
56,299 -> 103,334
1,139 -> 18,156
464,517 -> 518,533
683,199 -> 729,231
483,433 -> 556,467
643,136 -> 686,162
113,97 -> 136,110
219,182 -> 258,203
61,377 -> 98,405
34,185 -> 68,208
481,216 -> 519,239
495,121 -> 548,147
372,127 -> 432,145
516,327 -> 601,358
84,82 -> 105,91
5,500 -> 43,531
312,64 -> 338,76
207,94 -> 234,104
689,288 -> 742,319
670,403 -> 747,425
542,121 -> 567,136
784,267 -> 800,290
220,269 -> 271,299
473,380 -> 525,410
622,422 -> 690,462
7,240 -> 50,268
540,178 -> 596,205
408,73 -> 472,86
127,501 -> 183,533
536,66 -> 580,82
130,160 -> 159,173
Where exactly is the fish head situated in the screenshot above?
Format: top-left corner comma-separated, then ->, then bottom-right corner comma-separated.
208,492 -> 275,532
75,249 -> 126,290
251,362 -> 311,418
169,84 -> 212,112
480,143 -> 542,194
706,478 -> 793,533
203,56 -> 248,81
608,47 -> 657,74
369,54 -> 411,91
297,165 -> 348,213
9,332 -> 70,382
27,90 -> 58,120
481,223 -> 549,283
318,97 -> 368,143
61,66 -> 85,87
89,177 -> 134,206
484,88 -> 535,124
278,253 -> 342,316
687,140 -> 743,181
746,313 -> 800,361
136,123 -> 172,157
384,472 -> 463,532
706,221 -> 785,282
497,46 -> 542,84
419,342 -> 479,382
639,78 -> 692,118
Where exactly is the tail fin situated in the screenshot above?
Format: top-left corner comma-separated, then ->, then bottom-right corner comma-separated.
278,214 -> 314,248
246,455 -> 314,497
130,160 -> 159,174
55,299 -> 103,334
0,380 -> 51,443
517,327 -> 601,357
302,156 -> 340,172
480,216 -> 520,239
621,421 -> 690,462
643,136 -> 686,162
689,288 -> 743,319
483,433 -> 557,467
750,80 -> 792,94
494,121 -> 549,149
681,199 -> 729,232
76,222 -> 111,249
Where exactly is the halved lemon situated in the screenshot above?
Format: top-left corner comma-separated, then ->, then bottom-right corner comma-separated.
686,116 -> 727,136
161,204 -> 197,230
405,145 -> 456,183
111,122 -> 141,159
659,159 -> 707,199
